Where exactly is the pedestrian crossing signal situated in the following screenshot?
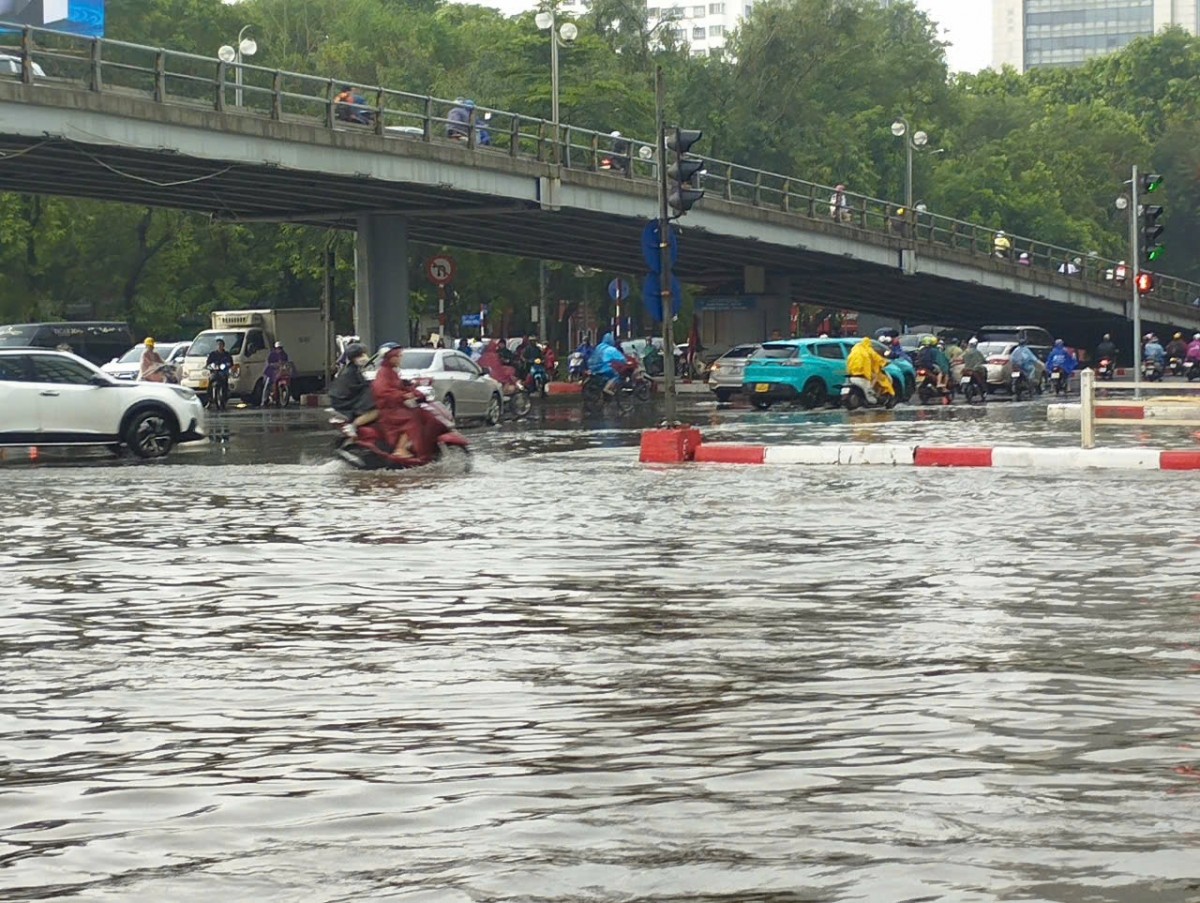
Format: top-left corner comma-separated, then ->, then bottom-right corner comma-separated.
1136,272 -> 1154,295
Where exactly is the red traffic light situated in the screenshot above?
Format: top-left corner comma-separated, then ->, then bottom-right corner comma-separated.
1136,272 -> 1154,294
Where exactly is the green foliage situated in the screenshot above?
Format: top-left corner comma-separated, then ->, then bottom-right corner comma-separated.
5,0 -> 1200,341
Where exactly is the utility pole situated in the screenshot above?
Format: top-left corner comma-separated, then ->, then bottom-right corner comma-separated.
655,66 -> 676,425
1131,164 -> 1141,399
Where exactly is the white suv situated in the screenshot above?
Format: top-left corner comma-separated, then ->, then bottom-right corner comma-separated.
0,348 -> 205,459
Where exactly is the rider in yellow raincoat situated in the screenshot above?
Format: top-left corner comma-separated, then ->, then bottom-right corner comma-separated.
847,337 -> 894,398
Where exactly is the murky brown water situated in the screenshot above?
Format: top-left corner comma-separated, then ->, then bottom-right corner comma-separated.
3,403 -> 1200,902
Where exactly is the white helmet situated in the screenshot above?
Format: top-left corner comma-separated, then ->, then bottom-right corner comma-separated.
610,130 -> 622,138
968,337 -> 978,346
1194,334 -> 1200,341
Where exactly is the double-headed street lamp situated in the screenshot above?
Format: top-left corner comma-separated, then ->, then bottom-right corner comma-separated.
891,117 -> 929,212
218,26 -> 257,108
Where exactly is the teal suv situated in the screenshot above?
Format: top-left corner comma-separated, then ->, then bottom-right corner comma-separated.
741,338 -> 915,410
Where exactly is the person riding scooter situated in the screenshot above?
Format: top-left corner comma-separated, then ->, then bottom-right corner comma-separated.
1009,336 -> 1042,391
262,341 -> 291,405
846,336 -> 894,400
371,345 -> 446,459
961,337 -> 988,389
915,336 -> 951,389
589,332 -> 630,395
329,343 -> 379,437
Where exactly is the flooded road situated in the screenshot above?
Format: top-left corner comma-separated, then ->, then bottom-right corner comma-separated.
3,400 -> 1200,902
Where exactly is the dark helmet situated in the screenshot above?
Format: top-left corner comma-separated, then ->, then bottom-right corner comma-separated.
345,342 -> 367,360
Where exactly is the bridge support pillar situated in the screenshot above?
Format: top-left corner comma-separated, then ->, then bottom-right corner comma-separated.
354,215 -> 410,350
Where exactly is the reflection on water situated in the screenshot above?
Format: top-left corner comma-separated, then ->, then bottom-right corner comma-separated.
2,408 -> 1200,902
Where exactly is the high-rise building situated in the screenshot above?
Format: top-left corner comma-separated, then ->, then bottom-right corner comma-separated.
645,0 -> 753,55
993,0 -> 1198,71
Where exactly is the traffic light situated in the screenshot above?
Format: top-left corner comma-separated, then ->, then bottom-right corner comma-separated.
1142,203 -> 1164,262
1142,172 -> 1164,194
666,127 -> 705,216
1136,271 -> 1154,295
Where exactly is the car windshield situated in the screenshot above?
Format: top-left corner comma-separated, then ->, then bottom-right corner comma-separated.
0,325 -> 36,347
370,349 -> 437,371
118,344 -> 147,363
977,342 -> 1013,357
752,344 -> 798,360
190,332 -> 244,356
723,345 -> 758,359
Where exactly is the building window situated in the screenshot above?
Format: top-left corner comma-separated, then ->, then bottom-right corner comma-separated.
647,6 -> 659,15
708,2 -> 725,12
692,25 -> 706,39
745,4 -> 752,17
709,24 -> 725,36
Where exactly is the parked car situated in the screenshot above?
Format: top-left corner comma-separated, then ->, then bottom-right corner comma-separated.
707,343 -> 761,402
364,347 -> 502,425
102,342 -> 190,381
741,338 -> 912,410
979,341 -> 1018,387
0,348 -> 205,459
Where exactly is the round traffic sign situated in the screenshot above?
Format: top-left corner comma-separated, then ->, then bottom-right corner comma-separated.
608,278 -> 630,301
426,255 -> 457,286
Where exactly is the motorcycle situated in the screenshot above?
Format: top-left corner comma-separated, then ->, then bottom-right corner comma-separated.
502,383 -> 532,419
1010,369 -> 1033,401
207,361 -> 232,412
1097,358 -> 1115,381
959,370 -> 987,405
330,393 -> 470,471
568,352 -> 587,382
1185,359 -> 1200,382
1168,356 -> 1186,377
916,367 -> 952,405
264,362 -> 293,408
525,358 -> 549,397
840,376 -> 895,411
1049,366 -> 1070,396
1142,359 -> 1164,382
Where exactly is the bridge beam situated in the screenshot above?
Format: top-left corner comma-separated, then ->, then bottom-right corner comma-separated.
355,215 -> 411,350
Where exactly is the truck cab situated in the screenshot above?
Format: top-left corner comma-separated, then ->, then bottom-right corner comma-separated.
182,315 -> 271,402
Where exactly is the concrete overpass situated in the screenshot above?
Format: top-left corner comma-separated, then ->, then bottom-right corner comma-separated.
1,23 -> 1198,348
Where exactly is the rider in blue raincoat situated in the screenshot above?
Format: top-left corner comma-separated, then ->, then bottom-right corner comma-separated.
1143,334 -> 1166,367
1045,339 -> 1076,376
588,332 -> 629,394
1009,338 -> 1041,385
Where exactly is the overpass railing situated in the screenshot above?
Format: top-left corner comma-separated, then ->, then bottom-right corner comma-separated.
4,22 -> 1200,314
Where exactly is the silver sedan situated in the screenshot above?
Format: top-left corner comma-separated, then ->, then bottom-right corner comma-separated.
365,348 -> 503,425
707,344 -> 761,402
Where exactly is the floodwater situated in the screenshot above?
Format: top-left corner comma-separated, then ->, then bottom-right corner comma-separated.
3,400 -> 1200,902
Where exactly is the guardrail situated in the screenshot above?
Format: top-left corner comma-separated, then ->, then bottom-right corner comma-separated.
3,21 -> 1200,312
1079,369 -> 1200,447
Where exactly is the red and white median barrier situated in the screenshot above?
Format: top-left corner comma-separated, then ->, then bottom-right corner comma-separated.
639,429 -> 1200,471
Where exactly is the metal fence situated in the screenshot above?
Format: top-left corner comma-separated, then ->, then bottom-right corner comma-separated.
4,22 -> 1200,312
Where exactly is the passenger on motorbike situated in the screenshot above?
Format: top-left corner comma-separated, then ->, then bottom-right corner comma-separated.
846,336 -> 894,398
1166,332 -> 1189,361
1096,334 -> 1118,362
1045,339 -> 1076,376
1009,338 -> 1042,389
478,340 -> 520,395
961,337 -> 987,386
329,343 -> 379,437
915,336 -> 950,388
1187,334 -> 1200,362
1143,334 -> 1166,367
589,332 -> 630,395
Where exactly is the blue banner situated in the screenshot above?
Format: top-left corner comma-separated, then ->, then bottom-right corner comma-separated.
460,314 -> 482,327
0,0 -> 104,36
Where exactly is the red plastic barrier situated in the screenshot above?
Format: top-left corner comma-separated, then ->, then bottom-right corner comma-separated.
1160,451 -> 1200,471
692,444 -> 766,465
913,447 -> 994,468
1098,406 -> 1146,420
639,427 -> 704,463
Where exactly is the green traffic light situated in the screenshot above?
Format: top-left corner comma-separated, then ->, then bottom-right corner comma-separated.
1147,246 -> 1165,261
1143,173 -> 1164,193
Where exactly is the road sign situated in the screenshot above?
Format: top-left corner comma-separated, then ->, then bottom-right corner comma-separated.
641,220 -> 679,274
426,255 -> 457,286
608,278 -> 630,301
461,314 -> 482,327
642,273 -> 683,322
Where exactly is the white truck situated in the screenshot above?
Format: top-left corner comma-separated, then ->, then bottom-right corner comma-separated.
181,309 -> 331,403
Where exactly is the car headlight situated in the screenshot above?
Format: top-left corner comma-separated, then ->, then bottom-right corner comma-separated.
170,385 -> 198,401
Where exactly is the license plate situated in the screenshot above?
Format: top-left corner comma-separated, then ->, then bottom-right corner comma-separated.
840,386 -> 851,394
755,383 -> 770,393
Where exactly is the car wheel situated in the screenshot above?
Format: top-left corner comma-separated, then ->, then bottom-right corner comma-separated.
485,393 -> 501,426
442,394 -> 456,422
799,380 -> 826,410
750,397 -> 772,411
125,409 -> 175,459
715,389 -> 733,403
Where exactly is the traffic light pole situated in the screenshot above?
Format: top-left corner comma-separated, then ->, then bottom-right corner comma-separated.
1131,164 -> 1142,398
655,66 -> 677,425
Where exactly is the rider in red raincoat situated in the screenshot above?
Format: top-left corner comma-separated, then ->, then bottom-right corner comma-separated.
371,346 -> 438,458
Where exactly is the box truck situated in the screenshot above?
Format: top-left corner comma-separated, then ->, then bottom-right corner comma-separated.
181,309 -> 330,403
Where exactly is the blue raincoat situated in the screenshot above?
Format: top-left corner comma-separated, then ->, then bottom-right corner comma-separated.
1010,344 -> 1039,379
1143,341 -> 1166,366
589,332 -> 627,378
1045,345 -> 1076,375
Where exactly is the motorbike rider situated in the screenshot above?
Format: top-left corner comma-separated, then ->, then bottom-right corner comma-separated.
1096,333 -> 1118,363
1166,332 -> 1189,361
608,131 -> 631,174
329,343 -> 380,437
846,336 -> 894,400
829,184 -> 852,224
589,332 -> 630,395
139,337 -> 167,382
262,341 -> 291,405
1187,333 -> 1200,363
915,336 -> 951,389
1009,336 -> 1042,390
478,339 -> 520,395
889,336 -> 911,364
1045,339 -> 1077,377
371,345 -> 445,459
1143,333 -> 1166,368
205,338 -> 233,393
993,230 -> 1012,259
447,98 -> 473,140
961,337 -> 988,388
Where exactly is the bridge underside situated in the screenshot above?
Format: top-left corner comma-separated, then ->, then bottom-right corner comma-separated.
0,133 -> 1181,338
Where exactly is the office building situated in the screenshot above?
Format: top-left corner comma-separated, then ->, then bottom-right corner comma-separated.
993,0 -> 1198,71
645,0 -> 753,55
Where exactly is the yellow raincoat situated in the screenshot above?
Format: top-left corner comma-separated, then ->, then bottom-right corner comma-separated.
846,337 -> 894,396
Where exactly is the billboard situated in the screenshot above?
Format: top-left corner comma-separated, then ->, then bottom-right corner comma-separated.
0,0 -> 104,36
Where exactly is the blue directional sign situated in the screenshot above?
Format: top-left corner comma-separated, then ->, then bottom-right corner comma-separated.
461,314 -> 482,327
641,220 -> 679,274
608,278 -> 630,302
642,273 -> 683,322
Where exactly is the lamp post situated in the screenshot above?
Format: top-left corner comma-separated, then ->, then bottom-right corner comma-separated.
534,4 -> 577,343
890,117 -> 929,213
217,26 -> 257,108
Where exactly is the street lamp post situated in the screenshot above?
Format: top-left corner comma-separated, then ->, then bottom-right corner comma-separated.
217,26 -> 257,108
534,4 -> 577,343
890,117 -> 929,213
